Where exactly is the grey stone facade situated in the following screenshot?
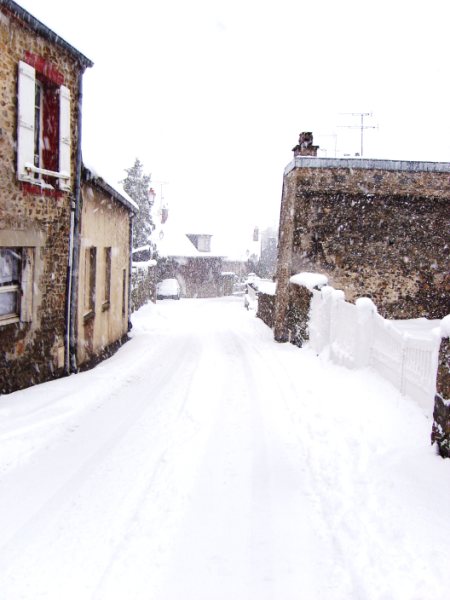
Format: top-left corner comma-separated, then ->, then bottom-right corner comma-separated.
0,1 -> 92,393
274,146 -> 450,342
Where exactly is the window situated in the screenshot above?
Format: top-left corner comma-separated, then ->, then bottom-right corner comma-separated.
33,80 -> 43,175
122,269 -> 127,318
0,248 -> 21,322
84,247 -> 96,320
17,58 -> 71,191
103,247 -> 111,310
0,248 -> 34,325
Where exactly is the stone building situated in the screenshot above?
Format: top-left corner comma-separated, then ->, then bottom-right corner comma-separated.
77,167 -> 138,369
0,0 -> 93,392
274,132 -> 450,342
156,226 -> 224,298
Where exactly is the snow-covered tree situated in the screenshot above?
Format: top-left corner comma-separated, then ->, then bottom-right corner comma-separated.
122,159 -> 155,249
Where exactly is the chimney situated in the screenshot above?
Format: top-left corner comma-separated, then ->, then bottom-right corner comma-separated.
292,131 -> 319,157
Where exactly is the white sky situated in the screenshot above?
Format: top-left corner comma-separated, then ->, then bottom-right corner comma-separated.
17,0 -> 450,251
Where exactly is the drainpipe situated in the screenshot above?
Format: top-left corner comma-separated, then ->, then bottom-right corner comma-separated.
65,196 -> 75,374
66,68 -> 85,374
128,217 -> 134,332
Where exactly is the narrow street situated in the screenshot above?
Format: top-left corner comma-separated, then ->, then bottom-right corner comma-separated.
0,297 -> 449,600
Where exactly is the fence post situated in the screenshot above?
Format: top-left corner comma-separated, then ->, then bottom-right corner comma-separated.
321,286 -> 334,351
355,297 -> 377,368
329,290 -> 345,362
399,334 -> 409,395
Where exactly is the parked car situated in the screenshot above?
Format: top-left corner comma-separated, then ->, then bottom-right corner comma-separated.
156,278 -> 181,300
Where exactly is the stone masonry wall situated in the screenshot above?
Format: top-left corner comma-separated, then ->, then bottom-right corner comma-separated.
287,162 -> 450,320
285,283 -> 312,347
0,6 -> 84,393
256,292 -> 275,329
131,264 -> 156,312
431,337 -> 450,458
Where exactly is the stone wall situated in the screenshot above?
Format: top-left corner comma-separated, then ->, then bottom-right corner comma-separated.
0,5 -> 85,393
431,336 -> 450,458
285,284 -> 312,347
256,292 -> 276,329
131,263 -> 156,312
275,158 -> 450,337
157,257 -> 223,298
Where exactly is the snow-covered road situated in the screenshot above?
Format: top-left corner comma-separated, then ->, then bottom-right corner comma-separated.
0,297 -> 449,599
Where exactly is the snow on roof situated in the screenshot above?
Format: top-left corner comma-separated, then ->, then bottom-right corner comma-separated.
156,224 -> 224,259
132,245 -> 152,254
2,0 -> 93,68
132,260 -> 157,269
290,272 -> 328,291
82,162 -> 139,213
156,226 -> 202,258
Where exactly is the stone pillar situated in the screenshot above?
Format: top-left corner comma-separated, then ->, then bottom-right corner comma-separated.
431,328 -> 450,458
274,132 -> 319,342
273,173 -> 296,342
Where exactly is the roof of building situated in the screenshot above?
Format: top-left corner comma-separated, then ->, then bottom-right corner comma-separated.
1,0 -> 93,68
285,156 -> 450,175
82,164 -> 139,214
156,224 -> 224,259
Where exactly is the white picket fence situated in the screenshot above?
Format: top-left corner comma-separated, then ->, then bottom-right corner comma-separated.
308,286 -> 443,414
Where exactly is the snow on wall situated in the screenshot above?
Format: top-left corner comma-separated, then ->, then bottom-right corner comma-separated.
290,272 -> 328,291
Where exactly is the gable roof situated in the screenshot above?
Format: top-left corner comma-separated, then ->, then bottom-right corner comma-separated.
156,226 -> 202,258
82,164 -> 139,214
1,0 -> 93,69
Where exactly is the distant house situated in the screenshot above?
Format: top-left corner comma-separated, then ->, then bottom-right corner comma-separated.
76,166 -> 138,368
0,0 -> 93,392
156,226 -> 224,298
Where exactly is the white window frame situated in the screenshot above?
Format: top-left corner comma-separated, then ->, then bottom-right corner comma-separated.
0,248 -> 34,326
33,79 -> 44,176
17,60 -> 71,190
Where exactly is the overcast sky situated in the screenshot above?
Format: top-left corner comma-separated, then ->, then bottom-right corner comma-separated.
17,0 -> 450,252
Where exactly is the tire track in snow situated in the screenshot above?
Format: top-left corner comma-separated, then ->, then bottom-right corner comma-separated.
0,333 -> 208,599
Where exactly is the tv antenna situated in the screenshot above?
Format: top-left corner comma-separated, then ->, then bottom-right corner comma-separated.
153,180 -> 169,207
338,112 -> 376,157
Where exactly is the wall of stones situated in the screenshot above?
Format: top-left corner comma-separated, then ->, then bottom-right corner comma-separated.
286,162 -> 450,320
285,284 -> 312,347
0,6 -> 84,393
131,264 -> 156,312
256,292 -> 275,329
157,257 -> 223,298
432,337 -> 450,458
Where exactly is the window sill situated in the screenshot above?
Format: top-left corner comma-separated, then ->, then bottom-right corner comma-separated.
83,310 -> 95,324
0,315 -> 20,326
102,301 -> 111,312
